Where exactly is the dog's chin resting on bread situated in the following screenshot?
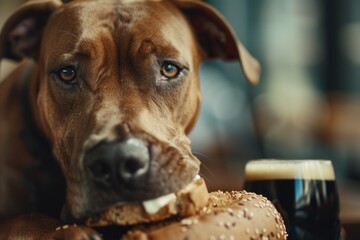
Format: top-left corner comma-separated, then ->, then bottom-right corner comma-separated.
86,177 -> 287,240
86,176 -> 209,226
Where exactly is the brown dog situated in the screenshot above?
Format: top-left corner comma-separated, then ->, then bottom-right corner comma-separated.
0,0 -> 260,239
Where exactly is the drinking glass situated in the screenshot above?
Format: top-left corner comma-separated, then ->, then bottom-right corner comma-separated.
243,160 -> 341,240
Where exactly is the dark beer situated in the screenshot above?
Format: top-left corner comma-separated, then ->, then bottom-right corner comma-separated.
244,160 -> 341,240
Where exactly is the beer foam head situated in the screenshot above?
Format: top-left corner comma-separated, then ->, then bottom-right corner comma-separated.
245,160 -> 336,181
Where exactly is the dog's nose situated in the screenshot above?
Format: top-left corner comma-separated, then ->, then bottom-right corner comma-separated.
85,138 -> 150,186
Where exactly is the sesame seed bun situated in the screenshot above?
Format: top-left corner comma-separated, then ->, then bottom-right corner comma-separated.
123,191 -> 287,240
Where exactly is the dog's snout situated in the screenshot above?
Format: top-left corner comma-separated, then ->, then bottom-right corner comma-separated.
85,138 -> 150,187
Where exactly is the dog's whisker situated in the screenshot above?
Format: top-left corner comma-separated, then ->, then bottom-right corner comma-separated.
200,162 -> 216,177
192,151 -> 209,161
59,30 -> 78,40
198,172 -> 214,186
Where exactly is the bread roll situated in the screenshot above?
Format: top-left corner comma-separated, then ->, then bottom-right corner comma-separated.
86,177 -> 208,226
123,191 -> 287,240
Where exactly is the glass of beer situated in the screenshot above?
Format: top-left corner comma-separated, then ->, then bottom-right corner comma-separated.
244,160 -> 341,240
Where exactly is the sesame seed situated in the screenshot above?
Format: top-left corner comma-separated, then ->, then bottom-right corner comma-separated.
217,221 -> 224,227
225,222 -> 232,229
243,208 -> 248,218
236,210 -> 244,219
62,225 -> 68,229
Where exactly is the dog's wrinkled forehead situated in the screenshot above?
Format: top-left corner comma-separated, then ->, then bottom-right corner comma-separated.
62,0 -> 162,3
48,0 -> 190,51
77,0 -> 190,44
44,0 -> 194,64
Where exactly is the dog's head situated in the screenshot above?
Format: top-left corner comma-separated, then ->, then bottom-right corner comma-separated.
0,0 -> 260,219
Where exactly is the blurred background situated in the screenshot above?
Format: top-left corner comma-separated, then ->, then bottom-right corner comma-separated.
189,1 -> 360,238
1,0 -> 360,238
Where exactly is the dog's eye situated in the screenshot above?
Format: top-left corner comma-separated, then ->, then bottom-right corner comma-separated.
161,62 -> 180,79
57,66 -> 77,83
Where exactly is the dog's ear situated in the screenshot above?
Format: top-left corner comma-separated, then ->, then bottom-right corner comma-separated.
173,0 -> 260,85
0,0 -> 62,61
